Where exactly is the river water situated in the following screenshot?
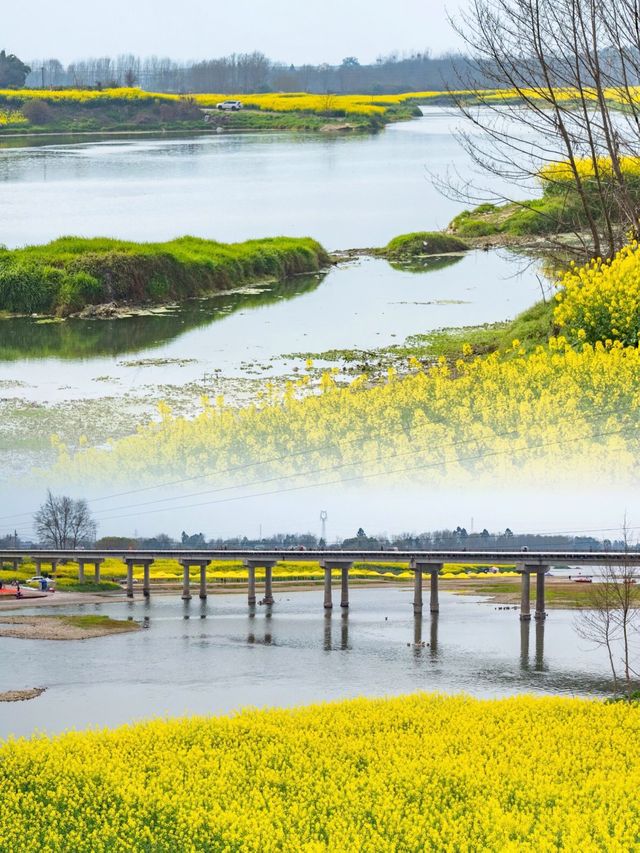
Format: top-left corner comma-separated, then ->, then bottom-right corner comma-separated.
0,589 -> 616,739
0,107 -> 527,251
0,252 -> 544,405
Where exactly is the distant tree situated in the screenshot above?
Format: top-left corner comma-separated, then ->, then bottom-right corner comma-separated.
341,56 -> 360,68
181,531 -> 206,548
0,50 -> 30,88
34,490 -> 96,548
96,536 -> 137,550
124,68 -> 138,87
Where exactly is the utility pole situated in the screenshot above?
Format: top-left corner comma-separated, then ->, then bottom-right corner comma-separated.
41,66 -> 45,89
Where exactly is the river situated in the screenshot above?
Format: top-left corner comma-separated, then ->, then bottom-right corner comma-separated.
0,588 -> 616,739
0,107 -> 529,251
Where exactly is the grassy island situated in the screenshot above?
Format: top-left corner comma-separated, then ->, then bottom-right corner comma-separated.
0,235 -> 329,316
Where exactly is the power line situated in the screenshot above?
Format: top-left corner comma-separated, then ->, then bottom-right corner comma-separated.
91,421 -> 640,524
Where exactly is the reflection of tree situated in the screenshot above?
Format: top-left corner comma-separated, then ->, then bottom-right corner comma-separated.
0,272 -> 326,362
387,254 -> 464,275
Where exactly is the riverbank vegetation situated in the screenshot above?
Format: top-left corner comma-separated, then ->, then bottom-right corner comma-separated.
0,88 -> 424,135
50,241 -> 640,487
0,236 -> 328,316
383,231 -> 469,258
0,557 -> 518,587
1,693 -> 639,851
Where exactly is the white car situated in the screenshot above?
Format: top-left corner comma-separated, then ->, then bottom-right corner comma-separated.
216,100 -> 243,111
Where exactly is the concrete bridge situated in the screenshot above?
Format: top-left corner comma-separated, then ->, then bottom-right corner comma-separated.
0,549 -> 633,620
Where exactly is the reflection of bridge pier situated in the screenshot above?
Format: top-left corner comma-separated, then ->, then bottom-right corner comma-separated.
535,619 -> 545,671
324,612 -> 332,651
412,612 -> 439,657
322,611 -> 350,651
520,619 -> 530,670
341,611 -> 349,650
519,617 -> 545,670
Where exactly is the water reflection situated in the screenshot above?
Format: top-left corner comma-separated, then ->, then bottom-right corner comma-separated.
519,619 -> 546,672
411,614 -> 439,659
0,589 -> 621,739
0,273 -> 325,362
520,620 -> 530,671
322,611 -> 350,651
535,621 -> 546,672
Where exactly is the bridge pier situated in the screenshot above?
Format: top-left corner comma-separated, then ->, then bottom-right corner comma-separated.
324,565 -> 332,610
320,560 -> 353,611
178,561 -> 193,600
411,561 -> 443,614
341,565 -> 349,609
199,563 -> 208,600
123,558 -> 155,598
535,569 -> 547,620
519,564 -> 549,620
413,565 -> 422,613
519,566 -> 531,621
430,566 -> 441,614
247,564 -> 256,605
77,558 -> 103,584
264,564 -> 274,605
244,560 -> 276,606
126,561 -> 135,598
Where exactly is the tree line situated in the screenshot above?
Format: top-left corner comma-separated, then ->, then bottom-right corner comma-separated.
20,50 -> 479,94
0,492 -> 627,552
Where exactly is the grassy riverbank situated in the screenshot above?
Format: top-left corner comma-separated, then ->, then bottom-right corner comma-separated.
2,693 -> 639,850
0,88 -> 423,136
0,235 -> 328,316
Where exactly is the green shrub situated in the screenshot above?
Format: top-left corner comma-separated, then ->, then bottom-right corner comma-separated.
385,231 -> 469,258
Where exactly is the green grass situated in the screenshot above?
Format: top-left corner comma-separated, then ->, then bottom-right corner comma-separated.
60,615 -> 138,631
0,235 -> 329,315
384,231 -> 469,258
55,580 -> 121,592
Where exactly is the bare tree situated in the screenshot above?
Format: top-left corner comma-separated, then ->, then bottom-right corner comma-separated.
576,525 -> 640,697
447,0 -> 640,259
34,490 -> 96,549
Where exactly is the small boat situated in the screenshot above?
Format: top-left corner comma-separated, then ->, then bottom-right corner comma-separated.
574,577 -> 593,584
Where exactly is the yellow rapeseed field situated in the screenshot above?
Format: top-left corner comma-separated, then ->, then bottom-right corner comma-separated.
0,693 -> 638,851
53,335 -> 640,486
555,241 -> 640,346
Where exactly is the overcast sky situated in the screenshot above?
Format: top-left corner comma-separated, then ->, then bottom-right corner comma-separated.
4,0 -> 463,65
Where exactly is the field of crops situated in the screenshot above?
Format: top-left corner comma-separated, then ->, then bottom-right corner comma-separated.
0,558 -> 518,588
1,693 -> 638,851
